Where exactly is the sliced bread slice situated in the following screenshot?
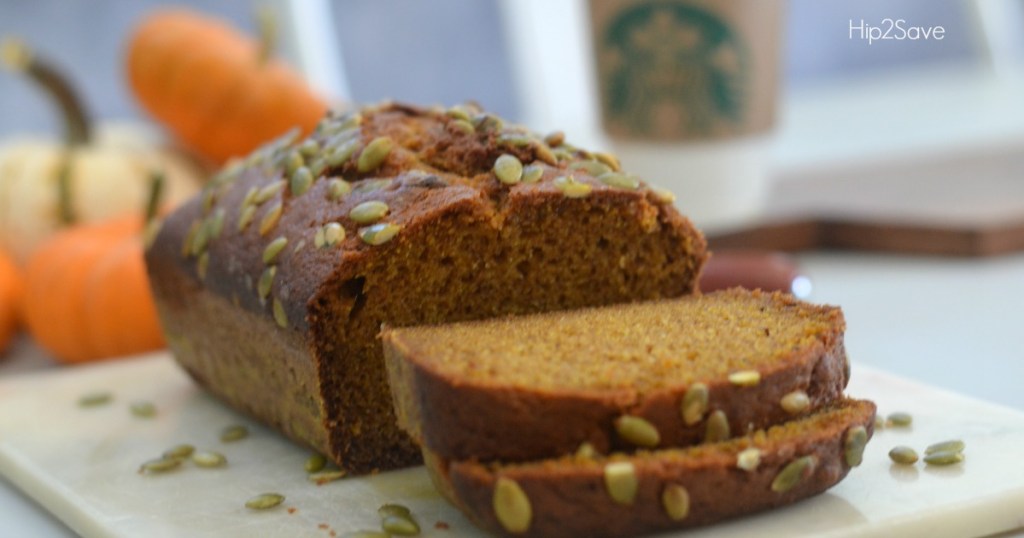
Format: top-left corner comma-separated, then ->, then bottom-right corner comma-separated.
384,289 -> 850,462
426,398 -> 876,538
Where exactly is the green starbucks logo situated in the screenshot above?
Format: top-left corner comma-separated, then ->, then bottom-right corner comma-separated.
600,2 -> 749,138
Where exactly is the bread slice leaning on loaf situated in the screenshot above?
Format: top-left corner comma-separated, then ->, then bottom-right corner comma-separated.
145,102 -> 708,474
425,399 -> 876,538
383,289 -> 850,463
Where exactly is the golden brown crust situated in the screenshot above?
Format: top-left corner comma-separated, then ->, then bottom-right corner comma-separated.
428,399 -> 876,538
145,102 -> 708,473
384,290 -> 849,462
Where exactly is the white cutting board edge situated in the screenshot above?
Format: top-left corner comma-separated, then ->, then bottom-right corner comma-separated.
0,352 -> 1022,538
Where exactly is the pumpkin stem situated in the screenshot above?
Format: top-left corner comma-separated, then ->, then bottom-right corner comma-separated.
255,7 -> 277,65
144,170 -> 165,223
1,38 -> 91,146
56,153 -> 76,225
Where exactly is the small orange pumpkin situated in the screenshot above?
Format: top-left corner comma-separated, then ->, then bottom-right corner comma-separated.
0,249 -> 23,353
126,8 -> 328,164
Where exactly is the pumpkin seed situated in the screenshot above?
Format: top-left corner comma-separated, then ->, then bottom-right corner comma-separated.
780,390 -> 810,415
888,446 -> 919,465
662,484 -> 690,521
259,202 -> 283,236
220,424 -> 249,442
309,157 -> 328,177
772,455 -> 817,493
237,205 -> 257,232
327,139 -> 360,167
78,392 -> 112,408
569,160 -> 612,177
650,187 -> 676,203
521,164 -> 544,183
284,151 -> 305,176
357,136 -> 393,172
450,119 -> 475,134
493,477 -> 532,533
681,383 -> 708,425
553,175 -> 592,198
323,222 -> 345,246
473,113 -> 503,133
446,105 -> 471,121
254,180 -> 286,204
886,412 -> 912,427
163,444 -> 195,459
844,426 -> 868,467
241,186 -> 259,208
189,220 -> 211,256
359,223 -> 402,245
339,112 -> 363,130
305,453 -> 327,473
614,415 -> 660,448
292,238 -> 306,253
378,503 -> 412,519
736,447 -> 762,471
604,461 -> 638,505
192,450 -> 227,468
497,133 -> 533,147
350,201 -> 390,224
263,237 -> 288,264
314,227 -> 326,249
381,514 -> 420,536
598,172 -> 640,190
705,410 -> 730,442
197,252 -> 209,280
553,148 -> 575,162
925,439 -> 965,455
543,131 -> 565,147
533,143 -> 557,165
181,220 -> 200,256
298,139 -> 320,158
290,166 -> 314,196
574,442 -> 598,460
308,470 -> 347,484
209,208 -> 226,239
139,457 -> 183,474
594,151 -> 621,172
728,370 -> 761,387
273,298 -> 288,328
352,178 -> 392,194
258,266 -> 276,300
494,154 -> 523,185
923,450 -> 965,466
328,178 -> 352,200
201,189 -> 216,213
130,401 -> 156,418
245,493 -> 284,510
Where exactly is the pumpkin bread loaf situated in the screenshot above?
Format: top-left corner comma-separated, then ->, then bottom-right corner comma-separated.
383,289 -> 850,463
145,102 -> 708,474
425,398 -> 876,538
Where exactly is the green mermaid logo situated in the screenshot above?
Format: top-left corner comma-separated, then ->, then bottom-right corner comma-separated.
598,1 -> 749,139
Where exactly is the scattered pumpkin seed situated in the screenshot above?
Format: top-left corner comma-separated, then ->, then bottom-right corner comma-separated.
521,164 -> 544,183
258,266 -> 276,300
569,160 -> 612,177
290,166 -> 314,196
245,493 -> 284,510
705,410 -> 730,442
78,392 -> 112,408
888,446 -> 918,465
598,172 -> 640,190
181,220 -> 200,256
446,105 -> 471,121
886,412 -> 913,428
378,503 -> 412,519
494,154 -> 524,185
273,298 -> 288,328
139,457 -> 183,474
314,227 -> 326,249
241,186 -> 259,208
350,201 -> 390,224
357,137 -> 393,172
650,187 -> 676,203
728,370 -> 761,387
662,484 -> 690,521
327,178 -> 352,200
262,237 -> 288,264
201,188 -> 216,213
254,180 -> 286,204
594,151 -> 621,172
473,113 -> 503,132
493,477 -> 532,533
209,208 -> 226,239
543,131 -> 565,147
130,401 -> 156,418
614,415 -> 660,448
923,450 -> 965,466
192,450 -> 227,468
552,148 -> 574,162
197,252 -> 210,280
533,143 -> 557,165
304,453 -> 327,473
352,178 -> 392,194
681,383 -> 709,425
497,133 -> 533,147
553,175 -> 592,198
308,469 -> 347,484
844,426 -> 868,467
284,151 -> 305,176
604,461 -> 639,505
450,118 -> 475,134
298,139 -> 320,158
780,390 -> 810,415
189,220 -> 212,256
772,455 -> 817,493
220,424 -> 249,442
736,447 -> 762,471
574,442 -> 598,460
237,205 -> 257,232
359,223 -> 402,245
292,238 -> 306,253
925,439 -> 965,455
327,138 -> 361,167
259,202 -> 283,236
339,112 -> 363,130
323,222 -> 345,246
163,444 -> 195,459
381,514 -> 420,536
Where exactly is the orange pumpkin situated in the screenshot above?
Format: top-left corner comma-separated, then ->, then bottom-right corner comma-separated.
22,215 -> 164,364
0,249 -> 23,353
126,8 -> 328,164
